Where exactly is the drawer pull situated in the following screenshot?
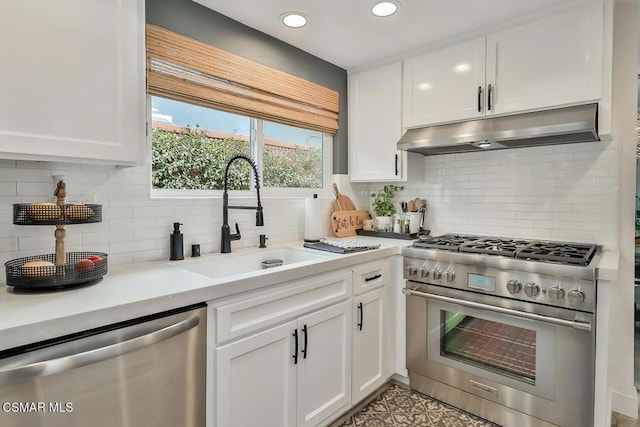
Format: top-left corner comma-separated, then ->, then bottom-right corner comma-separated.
364,274 -> 382,283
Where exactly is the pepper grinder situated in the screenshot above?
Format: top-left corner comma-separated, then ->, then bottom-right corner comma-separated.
170,222 -> 184,260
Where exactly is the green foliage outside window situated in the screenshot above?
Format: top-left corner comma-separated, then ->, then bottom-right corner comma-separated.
152,128 -> 322,190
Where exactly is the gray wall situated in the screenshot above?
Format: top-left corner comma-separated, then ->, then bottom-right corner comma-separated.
146,0 -> 349,174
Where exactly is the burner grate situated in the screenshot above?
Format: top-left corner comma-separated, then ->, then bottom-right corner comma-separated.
517,241 -> 596,266
459,238 -> 531,257
412,234 -> 598,266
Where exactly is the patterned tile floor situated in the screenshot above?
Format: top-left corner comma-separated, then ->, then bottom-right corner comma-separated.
333,383 -> 499,427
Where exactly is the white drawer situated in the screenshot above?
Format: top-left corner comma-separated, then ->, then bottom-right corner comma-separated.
352,259 -> 390,295
213,269 -> 352,344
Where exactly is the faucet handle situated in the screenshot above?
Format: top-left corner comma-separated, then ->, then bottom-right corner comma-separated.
259,234 -> 268,248
230,223 -> 241,241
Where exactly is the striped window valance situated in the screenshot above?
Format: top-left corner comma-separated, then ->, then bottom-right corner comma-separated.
146,24 -> 339,134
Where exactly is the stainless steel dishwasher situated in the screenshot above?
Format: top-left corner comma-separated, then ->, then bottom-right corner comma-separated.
0,303 -> 206,427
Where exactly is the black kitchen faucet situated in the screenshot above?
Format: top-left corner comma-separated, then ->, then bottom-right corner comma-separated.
221,154 -> 264,253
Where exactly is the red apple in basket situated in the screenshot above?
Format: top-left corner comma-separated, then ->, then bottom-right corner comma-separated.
88,255 -> 105,268
75,258 -> 95,273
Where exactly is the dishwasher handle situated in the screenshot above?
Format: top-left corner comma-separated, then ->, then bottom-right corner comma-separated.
0,315 -> 201,384
402,287 -> 591,331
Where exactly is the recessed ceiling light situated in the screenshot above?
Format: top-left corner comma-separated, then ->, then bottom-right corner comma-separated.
281,12 -> 308,28
478,141 -> 492,148
371,1 -> 399,17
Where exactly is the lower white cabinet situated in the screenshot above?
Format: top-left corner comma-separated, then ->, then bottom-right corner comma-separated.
352,287 -> 387,404
214,301 -> 351,427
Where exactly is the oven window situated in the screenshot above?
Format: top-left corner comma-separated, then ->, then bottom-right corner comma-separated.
440,311 -> 536,385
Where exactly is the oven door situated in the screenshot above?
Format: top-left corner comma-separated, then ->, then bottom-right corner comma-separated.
405,283 -> 594,427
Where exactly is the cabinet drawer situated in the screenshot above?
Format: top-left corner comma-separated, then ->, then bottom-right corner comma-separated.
352,259 -> 390,295
213,270 -> 352,344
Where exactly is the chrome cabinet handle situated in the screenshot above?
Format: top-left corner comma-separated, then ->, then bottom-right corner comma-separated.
402,288 -> 591,331
0,315 -> 200,384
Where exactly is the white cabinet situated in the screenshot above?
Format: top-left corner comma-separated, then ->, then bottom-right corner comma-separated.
215,321 -> 298,427
352,287 -> 387,405
214,302 -> 351,427
349,63 -> 407,182
402,2 -> 603,127
297,302 -> 351,427
0,0 -> 146,165
403,37 -> 486,127
485,2 -> 602,116
210,270 -> 352,427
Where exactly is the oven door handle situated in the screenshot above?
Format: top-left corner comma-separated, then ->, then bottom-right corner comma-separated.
402,288 -> 591,331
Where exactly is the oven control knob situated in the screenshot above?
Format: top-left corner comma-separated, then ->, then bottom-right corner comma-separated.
547,287 -> 566,301
567,289 -> 586,306
523,282 -> 540,297
432,270 -> 442,280
407,265 -> 418,276
446,271 -> 456,282
506,280 -> 522,294
420,267 -> 430,278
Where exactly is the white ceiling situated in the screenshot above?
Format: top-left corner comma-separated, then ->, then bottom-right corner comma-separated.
192,0 -> 592,71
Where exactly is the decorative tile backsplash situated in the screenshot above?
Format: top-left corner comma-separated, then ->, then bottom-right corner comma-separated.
0,139 -> 619,269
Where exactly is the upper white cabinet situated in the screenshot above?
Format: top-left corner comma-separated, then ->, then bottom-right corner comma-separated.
349,62 -> 406,182
0,0 -> 146,165
485,3 -> 602,116
403,37 -> 486,128
402,2 -> 603,128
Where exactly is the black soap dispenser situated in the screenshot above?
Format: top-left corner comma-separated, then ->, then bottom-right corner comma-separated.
170,222 -> 184,260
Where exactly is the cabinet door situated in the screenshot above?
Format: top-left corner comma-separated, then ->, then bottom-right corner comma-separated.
352,287 -> 387,404
0,0 -> 146,165
297,301 -> 351,427
349,63 -> 405,182
486,2 -> 602,115
216,321 -> 297,427
403,37 -> 486,127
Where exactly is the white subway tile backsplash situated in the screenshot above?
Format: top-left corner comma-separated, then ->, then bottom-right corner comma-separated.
401,141 -> 619,248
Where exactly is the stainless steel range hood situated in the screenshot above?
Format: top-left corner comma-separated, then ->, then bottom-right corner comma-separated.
397,103 -> 598,155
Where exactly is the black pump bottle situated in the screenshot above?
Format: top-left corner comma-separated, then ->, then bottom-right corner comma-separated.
170,222 -> 184,260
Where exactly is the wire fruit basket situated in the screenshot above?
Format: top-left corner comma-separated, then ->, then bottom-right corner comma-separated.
5,252 -> 108,290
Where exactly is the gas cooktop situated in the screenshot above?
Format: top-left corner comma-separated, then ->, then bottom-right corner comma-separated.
413,234 -> 597,266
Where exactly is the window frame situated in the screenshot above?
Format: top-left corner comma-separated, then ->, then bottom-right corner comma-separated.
147,95 -> 333,199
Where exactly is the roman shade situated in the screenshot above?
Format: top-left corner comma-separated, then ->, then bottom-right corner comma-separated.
146,24 -> 339,134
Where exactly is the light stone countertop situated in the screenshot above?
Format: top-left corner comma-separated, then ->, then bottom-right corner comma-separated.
0,237 -> 411,351
0,237 -> 618,352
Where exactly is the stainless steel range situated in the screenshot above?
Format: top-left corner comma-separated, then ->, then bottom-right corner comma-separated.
402,234 -> 600,427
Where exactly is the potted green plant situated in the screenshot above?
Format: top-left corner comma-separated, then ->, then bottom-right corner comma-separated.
371,185 -> 403,231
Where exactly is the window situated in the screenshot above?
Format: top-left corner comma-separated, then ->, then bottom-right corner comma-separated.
151,96 -> 326,192
146,24 -> 338,196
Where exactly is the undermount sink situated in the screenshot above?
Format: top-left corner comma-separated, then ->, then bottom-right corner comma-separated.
179,247 -> 332,278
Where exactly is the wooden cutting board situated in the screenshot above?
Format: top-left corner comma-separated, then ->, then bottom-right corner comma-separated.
330,210 -> 371,237
332,183 -> 356,212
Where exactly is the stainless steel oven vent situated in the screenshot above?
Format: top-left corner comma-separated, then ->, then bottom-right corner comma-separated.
397,103 -> 598,155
